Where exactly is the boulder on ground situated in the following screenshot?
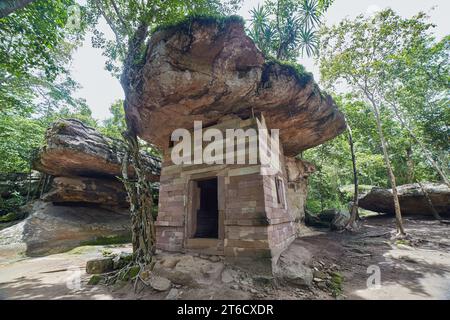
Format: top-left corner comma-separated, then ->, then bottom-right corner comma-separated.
330,211 -> 350,231
86,257 -> 114,274
41,176 -> 129,208
358,183 -> 450,216
33,119 -> 160,180
0,200 -> 131,257
305,209 -> 350,229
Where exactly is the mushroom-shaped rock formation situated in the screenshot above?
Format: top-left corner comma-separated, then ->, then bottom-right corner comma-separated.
125,16 -> 346,155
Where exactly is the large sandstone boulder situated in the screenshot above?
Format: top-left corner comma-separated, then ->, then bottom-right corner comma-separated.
125,16 -> 346,155
0,201 -> 131,257
33,119 -> 160,181
41,176 -> 129,208
358,183 -> 450,216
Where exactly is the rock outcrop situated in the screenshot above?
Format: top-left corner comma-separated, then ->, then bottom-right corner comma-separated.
285,158 -> 316,231
4,118 -> 162,256
33,118 -> 160,180
32,118 -> 161,210
41,176 -> 129,208
0,201 -> 131,257
125,16 -> 346,156
358,183 -> 450,216
305,209 -> 350,230
274,240 -> 313,287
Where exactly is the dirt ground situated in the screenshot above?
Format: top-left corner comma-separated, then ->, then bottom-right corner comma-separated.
0,215 -> 449,300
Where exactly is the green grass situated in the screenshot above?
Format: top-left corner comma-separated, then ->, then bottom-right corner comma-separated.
153,14 -> 244,34
264,56 -> 314,87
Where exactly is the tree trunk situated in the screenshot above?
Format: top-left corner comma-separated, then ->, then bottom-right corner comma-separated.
406,146 -> 414,184
0,0 -> 35,17
388,101 -> 449,186
345,122 -> 359,229
367,96 -> 406,235
121,130 -> 156,266
416,181 -> 442,221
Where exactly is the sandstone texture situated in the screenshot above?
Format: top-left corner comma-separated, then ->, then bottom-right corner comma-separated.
33,118 -> 160,180
41,176 -> 129,208
125,17 -> 346,156
358,183 -> 450,216
0,201 -> 131,257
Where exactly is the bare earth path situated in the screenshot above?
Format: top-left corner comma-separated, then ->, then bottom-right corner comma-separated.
0,216 -> 449,300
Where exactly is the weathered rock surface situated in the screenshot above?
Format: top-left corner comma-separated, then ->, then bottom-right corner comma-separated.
285,158 -> 316,228
41,176 -> 129,208
153,254 -> 224,287
305,209 -> 349,229
275,240 -> 313,287
358,183 -> 450,216
0,201 -> 131,257
149,275 -> 172,291
285,158 -> 316,183
33,119 -> 160,180
86,257 -> 114,274
330,211 -> 350,231
125,17 -> 346,155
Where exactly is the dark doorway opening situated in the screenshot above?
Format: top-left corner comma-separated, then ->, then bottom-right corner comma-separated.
194,178 -> 219,238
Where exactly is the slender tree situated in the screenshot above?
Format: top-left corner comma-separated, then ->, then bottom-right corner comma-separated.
345,122 -> 359,229
319,9 -> 419,235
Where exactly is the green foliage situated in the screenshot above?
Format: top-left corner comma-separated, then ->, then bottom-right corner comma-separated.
0,211 -> 25,223
0,0 -> 87,116
153,13 -> 244,33
0,0 -> 82,81
329,271 -> 343,297
305,9 -> 449,213
87,274 -> 103,285
0,0 -> 101,174
319,9 -> 449,169
99,100 -> 126,140
265,56 -> 313,85
0,191 -> 26,218
304,94 -> 440,213
0,116 -> 46,172
87,0 -> 243,77
248,0 -> 334,59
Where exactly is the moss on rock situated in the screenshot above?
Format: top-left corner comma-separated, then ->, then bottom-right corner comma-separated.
153,14 -> 244,34
80,234 -> 131,246
264,57 -> 314,87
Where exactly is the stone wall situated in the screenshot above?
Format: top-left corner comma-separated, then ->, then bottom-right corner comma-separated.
155,116 -> 311,274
